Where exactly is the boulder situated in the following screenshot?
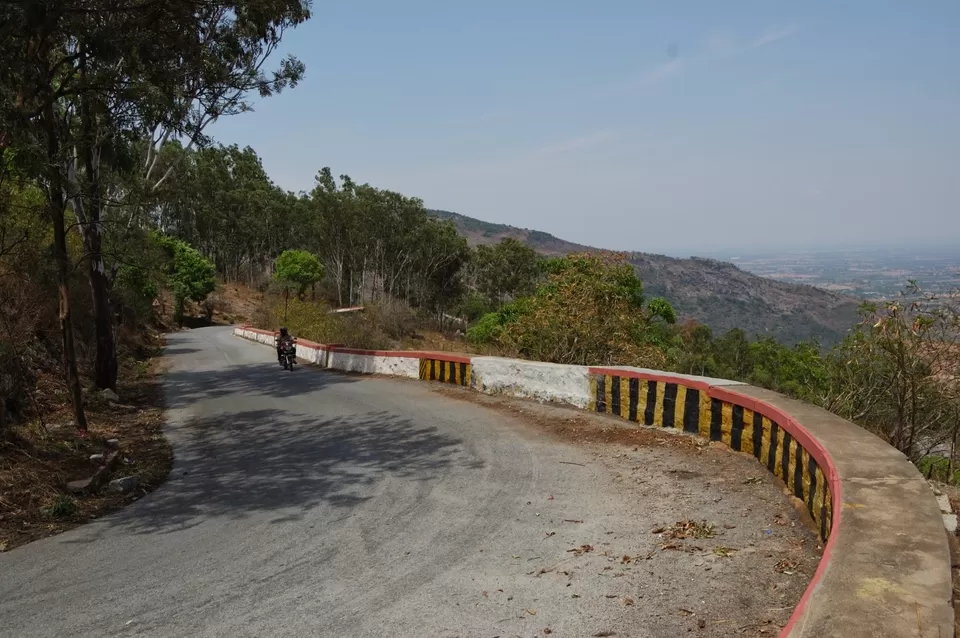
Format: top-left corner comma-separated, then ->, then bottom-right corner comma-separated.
67,478 -> 92,494
107,476 -> 139,494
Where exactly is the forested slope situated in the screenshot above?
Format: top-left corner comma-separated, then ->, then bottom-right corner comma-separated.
429,209 -> 860,346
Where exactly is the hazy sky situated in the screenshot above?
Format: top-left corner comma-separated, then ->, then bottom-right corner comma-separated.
208,1 -> 959,255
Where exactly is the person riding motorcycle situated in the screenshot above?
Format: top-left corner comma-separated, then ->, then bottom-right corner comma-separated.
275,327 -> 295,363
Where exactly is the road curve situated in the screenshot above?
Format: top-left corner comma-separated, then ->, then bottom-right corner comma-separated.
0,327 -> 816,637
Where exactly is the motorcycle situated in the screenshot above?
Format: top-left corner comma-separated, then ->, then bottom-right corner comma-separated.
279,339 -> 297,371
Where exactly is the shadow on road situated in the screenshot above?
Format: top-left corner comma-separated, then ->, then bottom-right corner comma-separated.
162,345 -> 203,356
162,359 -> 360,409
67,366 -> 478,541
57,332 -> 484,542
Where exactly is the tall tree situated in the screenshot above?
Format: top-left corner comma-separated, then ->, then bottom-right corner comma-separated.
472,238 -> 544,308
1,0 -> 310,391
0,10 -> 89,431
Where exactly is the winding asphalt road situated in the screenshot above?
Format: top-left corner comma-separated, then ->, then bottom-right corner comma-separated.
0,327 -> 781,637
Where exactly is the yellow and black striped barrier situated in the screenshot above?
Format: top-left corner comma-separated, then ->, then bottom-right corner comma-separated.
418,357 -> 472,387
589,371 -> 832,541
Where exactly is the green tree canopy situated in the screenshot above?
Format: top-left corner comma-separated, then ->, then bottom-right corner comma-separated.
0,0 -> 310,395
274,249 -> 325,298
472,238 -> 544,308
156,235 -> 216,323
470,253 -> 663,367
647,297 -> 677,324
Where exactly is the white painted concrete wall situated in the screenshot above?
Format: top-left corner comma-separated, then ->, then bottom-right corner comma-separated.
296,343 -> 327,366
326,351 -> 419,378
235,327 -> 276,347
470,356 -> 592,408
374,355 -> 420,378
231,330 -> 747,405
234,328 -> 588,401
232,329 -> 745,404
234,327 -> 328,366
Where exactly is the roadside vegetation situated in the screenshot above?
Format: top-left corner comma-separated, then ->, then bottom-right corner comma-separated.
2,0 -> 959,552
0,0 -> 310,550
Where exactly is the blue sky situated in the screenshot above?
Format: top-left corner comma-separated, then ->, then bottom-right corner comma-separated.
209,1 -> 959,255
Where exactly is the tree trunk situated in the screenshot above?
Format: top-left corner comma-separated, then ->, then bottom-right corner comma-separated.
49,191 -> 89,433
87,244 -> 118,390
76,77 -> 119,391
43,102 -> 89,434
0,390 -> 7,438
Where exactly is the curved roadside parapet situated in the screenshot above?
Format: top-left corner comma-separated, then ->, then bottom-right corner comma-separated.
233,326 -> 955,637
586,367 -> 953,637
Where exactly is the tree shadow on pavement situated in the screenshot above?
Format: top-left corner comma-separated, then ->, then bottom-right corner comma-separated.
161,360 -> 360,409
65,405 -> 474,541
161,345 -> 203,356
58,333 -> 482,543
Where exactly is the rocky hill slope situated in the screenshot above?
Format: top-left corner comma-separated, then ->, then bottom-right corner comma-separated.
429,209 -> 862,346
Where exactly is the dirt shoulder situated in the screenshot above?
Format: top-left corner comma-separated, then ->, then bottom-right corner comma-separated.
431,384 -> 823,636
0,341 -> 173,552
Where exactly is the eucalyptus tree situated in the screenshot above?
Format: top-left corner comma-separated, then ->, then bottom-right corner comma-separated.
0,0 -> 311,396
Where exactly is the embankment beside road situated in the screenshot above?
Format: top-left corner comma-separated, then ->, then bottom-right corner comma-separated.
235,325 -> 954,638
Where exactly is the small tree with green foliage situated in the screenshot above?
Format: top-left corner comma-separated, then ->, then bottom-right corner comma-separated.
643,297 -> 678,349
114,264 -> 160,321
274,249 -> 325,299
647,297 -> 677,325
156,236 -> 217,324
466,298 -> 532,347
472,238 -> 544,308
482,253 -> 664,367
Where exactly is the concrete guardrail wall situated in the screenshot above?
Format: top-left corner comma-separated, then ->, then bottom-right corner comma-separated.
235,326 -> 954,637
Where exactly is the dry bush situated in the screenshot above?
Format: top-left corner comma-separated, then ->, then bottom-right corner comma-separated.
200,290 -> 230,322
496,253 -> 666,368
251,301 -> 276,333
254,295 -> 421,351
0,226 -> 59,429
825,286 -> 960,464
271,298 -> 338,342
333,314 -> 390,350
362,298 -> 418,341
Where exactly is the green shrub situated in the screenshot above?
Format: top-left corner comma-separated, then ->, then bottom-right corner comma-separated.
155,235 -> 216,323
43,494 -> 78,518
647,297 -> 676,324
454,292 -> 494,323
916,456 -> 960,484
498,254 -> 662,367
114,264 -> 159,319
465,298 -> 532,345
466,311 -> 505,345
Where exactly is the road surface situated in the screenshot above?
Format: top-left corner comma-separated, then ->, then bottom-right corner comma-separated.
0,326 -> 818,637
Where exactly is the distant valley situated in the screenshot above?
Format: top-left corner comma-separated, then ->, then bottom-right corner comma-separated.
702,247 -> 960,301
429,210 -> 863,347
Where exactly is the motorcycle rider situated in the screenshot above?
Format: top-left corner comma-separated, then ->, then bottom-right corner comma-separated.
275,327 -> 295,363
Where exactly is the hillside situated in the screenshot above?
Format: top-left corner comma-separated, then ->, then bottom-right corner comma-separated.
429,209 -> 862,346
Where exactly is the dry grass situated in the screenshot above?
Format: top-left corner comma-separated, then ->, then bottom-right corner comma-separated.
211,282 -> 263,325
400,328 -> 481,355
219,281 -> 497,356
0,335 -> 172,552
661,519 -> 718,540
